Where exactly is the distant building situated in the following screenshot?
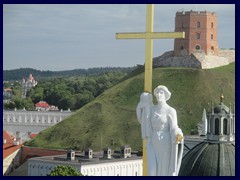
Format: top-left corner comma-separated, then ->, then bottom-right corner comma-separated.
3,130 -> 22,175
35,101 -> 59,111
179,95 -> 235,176
28,146 -> 142,176
3,88 -> 12,101
35,101 -> 50,111
174,10 -> 219,56
3,109 -> 72,142
22,74 -> 38,98
3,92 -> 12,100
153,10 -> 233,69
4,88 -> 12,92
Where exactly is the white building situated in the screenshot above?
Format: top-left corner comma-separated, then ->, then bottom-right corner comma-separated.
21,74 -> 38,98
3,109 -> 72,142
28,147 -> 143,176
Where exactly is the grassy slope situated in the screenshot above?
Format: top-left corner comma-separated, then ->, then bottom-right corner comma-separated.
25,63 -> 235,151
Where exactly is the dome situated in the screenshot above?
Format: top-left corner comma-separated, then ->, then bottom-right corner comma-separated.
214,102 -> 229,114
179,142 -> 235,176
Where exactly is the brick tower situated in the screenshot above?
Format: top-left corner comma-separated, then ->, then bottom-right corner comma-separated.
174,10 -> 219,56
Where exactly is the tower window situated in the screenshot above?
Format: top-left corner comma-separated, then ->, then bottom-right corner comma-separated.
211,46 -> 214,51
197,21 -> 200,28
196,33 -> 200,39
211,34 -> 213,40
180,45 -> 184,50
211,22 -> 213,28
196,45 -> 201,50
223,118 -> 228,135
215,118 -> 219,135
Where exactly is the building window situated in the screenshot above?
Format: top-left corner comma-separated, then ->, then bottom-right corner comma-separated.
196,33 -> 200,39
196,45 -> 201,50
182,22 -> 185,28
211,46 -> 214,51
197,21 -> 200,28
215,118 -> 219,135
135,172 -> 138,176
211,34 -> 213,40
223,118 -> 228,135
211,22 -> 213,28
180,45 -> 184,50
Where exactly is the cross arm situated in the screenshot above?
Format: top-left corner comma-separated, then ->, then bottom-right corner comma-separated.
116,32 -> 185,39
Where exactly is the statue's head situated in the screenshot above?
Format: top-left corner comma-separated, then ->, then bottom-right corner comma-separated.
154,85 -> 171,101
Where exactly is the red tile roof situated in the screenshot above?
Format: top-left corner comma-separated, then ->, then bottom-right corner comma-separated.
29,134 -> 38,138
35,101 -> 50,107
3,130 -> 22,159
4,88 -> 12,92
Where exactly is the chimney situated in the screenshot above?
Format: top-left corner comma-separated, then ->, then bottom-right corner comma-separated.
120,145 -> 131,158
103,147 -> 111,159
14,140 -> 20,146
84,148 -> 93,159
67,149 -> 75,161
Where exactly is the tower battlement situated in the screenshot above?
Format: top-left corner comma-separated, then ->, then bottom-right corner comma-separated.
176,10 -> 217,16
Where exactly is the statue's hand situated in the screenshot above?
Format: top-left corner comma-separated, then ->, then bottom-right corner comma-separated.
176,133 -> 183,144
140,92 -> 152,103
176,128 -> 183,144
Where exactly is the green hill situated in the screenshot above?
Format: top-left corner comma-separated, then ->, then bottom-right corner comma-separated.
25,63 -> 235,151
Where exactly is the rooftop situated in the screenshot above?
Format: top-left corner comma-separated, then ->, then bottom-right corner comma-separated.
3,130 -> 22,159
35,101 -> 50,107
29,151 -> 142,166
179,141 -> 235,176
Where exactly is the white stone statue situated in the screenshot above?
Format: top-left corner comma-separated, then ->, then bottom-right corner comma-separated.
197,109 -> 208,136
136,85 -> 184,176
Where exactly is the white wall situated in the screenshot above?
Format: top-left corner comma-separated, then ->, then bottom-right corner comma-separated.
81,159 -> 142,176
28,157 -> 142,176
3,110 -> 72,141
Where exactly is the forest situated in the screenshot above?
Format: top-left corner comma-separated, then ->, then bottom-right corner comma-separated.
3,67 -> 135,81
4,69 -> 132,110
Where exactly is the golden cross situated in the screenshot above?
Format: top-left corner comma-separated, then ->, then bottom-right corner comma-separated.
116,4 -> 184,176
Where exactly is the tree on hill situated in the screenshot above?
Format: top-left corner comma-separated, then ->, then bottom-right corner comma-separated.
48,165 -> 83,176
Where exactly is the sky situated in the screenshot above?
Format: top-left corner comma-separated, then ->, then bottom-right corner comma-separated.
3,4 -> 235,71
